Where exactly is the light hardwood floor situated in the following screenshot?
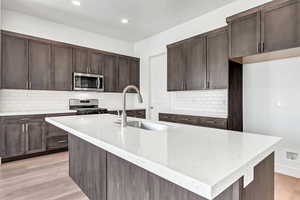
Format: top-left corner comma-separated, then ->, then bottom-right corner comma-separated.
0,152 -> 299,200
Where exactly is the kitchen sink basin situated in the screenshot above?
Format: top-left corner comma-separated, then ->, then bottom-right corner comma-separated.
127,121 -> 169,131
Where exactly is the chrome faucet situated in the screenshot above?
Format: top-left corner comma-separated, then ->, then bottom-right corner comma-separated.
121,85 -> 143,127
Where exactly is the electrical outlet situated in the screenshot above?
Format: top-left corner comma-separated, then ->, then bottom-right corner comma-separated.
286,152 -> 298,161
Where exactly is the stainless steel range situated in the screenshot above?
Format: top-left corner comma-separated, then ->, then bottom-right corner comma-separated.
69,99 -> 107,115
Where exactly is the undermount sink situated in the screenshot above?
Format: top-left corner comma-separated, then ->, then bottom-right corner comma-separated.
127,121 -> 169,131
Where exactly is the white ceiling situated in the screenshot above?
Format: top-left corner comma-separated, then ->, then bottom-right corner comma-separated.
3,0 -> 236,42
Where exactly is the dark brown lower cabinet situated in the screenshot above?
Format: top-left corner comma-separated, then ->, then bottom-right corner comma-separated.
45,113 -> 73,150
26,117 -> 46,154
0,113 -> 75,162
69,134 -> 275,200
0,115 -> 45,159
159,113 -> 227,129
0,116 -> 26,158
107,109 -> 146,119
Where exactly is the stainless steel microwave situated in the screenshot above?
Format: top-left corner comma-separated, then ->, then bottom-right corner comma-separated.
73,73 -> 104,92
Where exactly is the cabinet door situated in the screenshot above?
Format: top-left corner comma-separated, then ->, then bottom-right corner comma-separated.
229,12 -> 261,58
26,118 -> 46,154
130,59 -> 140,89
103,54 -> 117,92
117,56 -> 131,92
29,40 -> 52,90
73,47 -> 88,73
107,153 -> 153,200
185,36 -> 207,90
2,34 -> 28,89
207,28 -> 229,89
52,44 -> 73,91
1,119 -> 26,158
261,1 -> 300,53
167,43 -> 185,91
69,135 -> 107,200
89,51 -> 103,74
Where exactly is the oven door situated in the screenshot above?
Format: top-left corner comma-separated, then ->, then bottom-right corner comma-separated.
73,73 -> 104,91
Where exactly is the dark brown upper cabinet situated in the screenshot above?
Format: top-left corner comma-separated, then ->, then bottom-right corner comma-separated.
167,42 -> 185,91
73,47 -> 89,73
227,0 -> 300,62
117,56 -> 131,92
1,31 -> 139,93
167,27 -> 228,91
52,44 -> 73,91
2,34 -> 29,89
28,40 -> 52,90
207,27 -> 229,89
89,51 -> 104,74
103,54 -> 117,92
227,11 -> 261,59
184,36 -> 207,90
261,0 -> 300,53
129,59 -> 140,89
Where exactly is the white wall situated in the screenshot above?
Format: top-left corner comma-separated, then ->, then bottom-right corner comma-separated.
2,10 -> 134,56
244,57 -> 300,178
134,0 -> 300,178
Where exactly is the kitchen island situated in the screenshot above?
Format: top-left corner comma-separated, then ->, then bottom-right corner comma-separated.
46,114 -> 281,200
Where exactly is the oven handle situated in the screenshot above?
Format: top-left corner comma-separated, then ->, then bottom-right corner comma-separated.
97,78 -> 100,89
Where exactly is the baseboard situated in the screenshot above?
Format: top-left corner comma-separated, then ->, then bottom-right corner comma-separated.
275,164 -> 300,178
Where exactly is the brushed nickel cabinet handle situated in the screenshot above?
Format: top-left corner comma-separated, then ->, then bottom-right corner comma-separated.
57,140 -> 67,143
22,124 -> 25,133
29,82 -> 32,89
25,124 -> 28,132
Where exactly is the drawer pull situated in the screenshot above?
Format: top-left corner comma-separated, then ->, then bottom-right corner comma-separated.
57,140 -> 67,143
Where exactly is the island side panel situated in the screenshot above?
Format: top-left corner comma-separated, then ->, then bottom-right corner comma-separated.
242,153 -> 274,200
68,135 -> 107,200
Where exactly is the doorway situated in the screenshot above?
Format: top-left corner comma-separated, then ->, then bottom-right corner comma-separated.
148,53 -> 170,121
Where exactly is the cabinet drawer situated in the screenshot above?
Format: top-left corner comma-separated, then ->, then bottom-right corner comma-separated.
127,110 -> 146,119
199,118 -> 227,129
46,113 -> 74,137
47,136 -> 68,150
47,125 -> 67,137
159,113 -> 178,123
159,113 -> 227,129
108,110 -> 146,119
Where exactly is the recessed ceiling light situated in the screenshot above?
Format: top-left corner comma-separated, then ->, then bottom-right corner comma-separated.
72,0 -> 81,6
121,19 -> 129,24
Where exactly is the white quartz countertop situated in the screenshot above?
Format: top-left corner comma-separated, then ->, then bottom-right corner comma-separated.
46,114 -> 281,199
0,110 -> 77,117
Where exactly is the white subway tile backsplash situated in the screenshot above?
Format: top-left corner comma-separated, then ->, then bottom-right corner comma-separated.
0,89 -> 136,112
169,90 -> 227,116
